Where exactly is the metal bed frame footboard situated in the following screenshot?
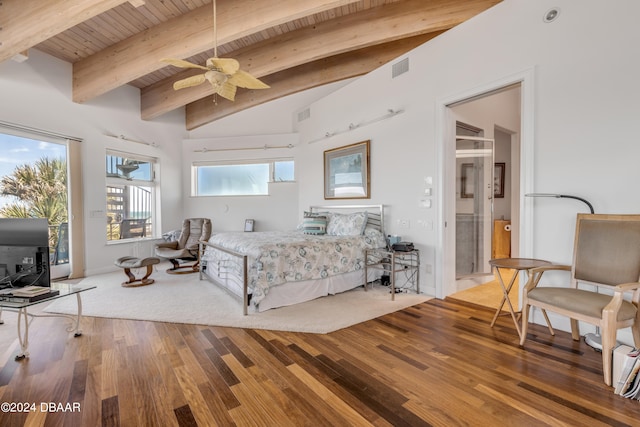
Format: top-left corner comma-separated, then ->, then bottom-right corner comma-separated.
199,240 -> 250,315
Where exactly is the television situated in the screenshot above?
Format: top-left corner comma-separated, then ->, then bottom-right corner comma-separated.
0,218 -> 51,289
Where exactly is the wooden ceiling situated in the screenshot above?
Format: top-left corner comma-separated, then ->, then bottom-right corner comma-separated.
2,0 -> 500,130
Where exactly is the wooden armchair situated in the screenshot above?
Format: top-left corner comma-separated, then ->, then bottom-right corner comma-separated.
520,214 -> 640,386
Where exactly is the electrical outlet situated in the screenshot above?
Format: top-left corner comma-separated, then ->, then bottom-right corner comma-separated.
417,220 -> 434,230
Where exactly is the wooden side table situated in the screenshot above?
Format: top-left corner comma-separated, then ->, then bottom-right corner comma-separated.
488,258 -> 551,339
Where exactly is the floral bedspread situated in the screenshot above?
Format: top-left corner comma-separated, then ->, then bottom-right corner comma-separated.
202,229 -> 386,307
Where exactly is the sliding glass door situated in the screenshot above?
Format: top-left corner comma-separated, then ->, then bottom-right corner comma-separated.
0,132 -> 70,279
455,122 -> 494,278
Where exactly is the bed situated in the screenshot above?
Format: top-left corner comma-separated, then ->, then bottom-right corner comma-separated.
198,205 -> 387,314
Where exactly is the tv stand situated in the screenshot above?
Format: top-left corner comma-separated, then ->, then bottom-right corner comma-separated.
0,283 -> 95,360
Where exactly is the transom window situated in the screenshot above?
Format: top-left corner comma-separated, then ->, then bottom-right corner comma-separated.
193,159 -> 294,197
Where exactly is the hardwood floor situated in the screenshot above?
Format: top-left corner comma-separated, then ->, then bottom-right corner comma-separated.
1,298 -> 639,426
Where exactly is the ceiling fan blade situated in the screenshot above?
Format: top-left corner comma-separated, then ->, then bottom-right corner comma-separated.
216,82 -> 237,101
173,74 -> 207,90
207,57 -> 240,75
228,70 -> 270,89
162,58 -> 210,71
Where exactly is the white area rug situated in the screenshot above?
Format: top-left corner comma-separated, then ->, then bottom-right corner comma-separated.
44,267 -> 431,334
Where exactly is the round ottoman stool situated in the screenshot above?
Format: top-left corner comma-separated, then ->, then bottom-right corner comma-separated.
115,256 -> 160,287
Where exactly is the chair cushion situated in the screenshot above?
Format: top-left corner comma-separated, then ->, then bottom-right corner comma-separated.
528,287 -> 637,321
155,247 -> 194,259
179,218 -> 212,250
115,256 -> 160,269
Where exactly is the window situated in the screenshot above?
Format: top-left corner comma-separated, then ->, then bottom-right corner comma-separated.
106,151 -> 156,241
0,130 -> 72,279
274,160 -> 294,182
193,159 -> 294,197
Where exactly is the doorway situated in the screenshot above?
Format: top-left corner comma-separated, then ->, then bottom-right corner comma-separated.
450,86 -> 520,295
439,81 -> 526,301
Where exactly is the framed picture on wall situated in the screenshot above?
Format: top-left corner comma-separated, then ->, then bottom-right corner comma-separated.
494,162 -> 505,198
324,140 -> 370,199
244,219 -> 254,232
460,163 -> 474,198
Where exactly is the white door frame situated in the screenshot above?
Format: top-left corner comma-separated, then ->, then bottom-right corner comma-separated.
434,68 -> 535,299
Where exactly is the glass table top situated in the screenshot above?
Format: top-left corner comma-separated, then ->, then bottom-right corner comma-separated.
0,283 -> 96,309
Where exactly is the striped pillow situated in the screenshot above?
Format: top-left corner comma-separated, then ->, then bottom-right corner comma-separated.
302,215 -> 327,235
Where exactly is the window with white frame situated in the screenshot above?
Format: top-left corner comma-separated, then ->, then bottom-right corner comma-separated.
106,151 -> 157,241
193,159 -> 294,197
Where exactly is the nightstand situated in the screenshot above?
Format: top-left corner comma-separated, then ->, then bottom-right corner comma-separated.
364,248 -> 420,300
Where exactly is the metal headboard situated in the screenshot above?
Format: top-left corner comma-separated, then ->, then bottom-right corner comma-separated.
309,204 -> 385,236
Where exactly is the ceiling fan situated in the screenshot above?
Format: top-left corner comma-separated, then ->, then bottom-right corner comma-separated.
162,0 -> 269,102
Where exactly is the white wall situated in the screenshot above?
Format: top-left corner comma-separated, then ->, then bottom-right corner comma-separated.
188,80 -> 352,139
181,134 -> 300,232
295,0 -> 640,342
182,80 -> 352,232
0,50 -> 186,275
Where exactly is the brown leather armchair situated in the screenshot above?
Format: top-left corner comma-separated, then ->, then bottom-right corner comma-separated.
155,218 -> 212,273
520,213 -> 640,386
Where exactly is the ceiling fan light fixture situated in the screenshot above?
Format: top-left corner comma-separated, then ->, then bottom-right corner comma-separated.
161,0 -> 269,101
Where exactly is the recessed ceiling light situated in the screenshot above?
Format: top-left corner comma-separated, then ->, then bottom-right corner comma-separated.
543,7 -> 560,23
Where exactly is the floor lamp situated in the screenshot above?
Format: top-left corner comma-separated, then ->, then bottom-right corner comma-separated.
525,193 -> 606,351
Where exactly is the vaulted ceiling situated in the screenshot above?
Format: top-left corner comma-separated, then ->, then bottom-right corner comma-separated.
2,0 -> 500,130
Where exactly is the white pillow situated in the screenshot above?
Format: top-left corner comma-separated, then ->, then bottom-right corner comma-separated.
326,212 -> 368,236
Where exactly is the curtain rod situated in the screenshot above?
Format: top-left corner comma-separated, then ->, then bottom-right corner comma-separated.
193,144 -> 295,153
307,108 -> 404,144
0,120 -> 83,142
103,133 -> 157,147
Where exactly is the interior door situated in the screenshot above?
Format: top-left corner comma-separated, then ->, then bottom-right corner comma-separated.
454,122 -> 494,279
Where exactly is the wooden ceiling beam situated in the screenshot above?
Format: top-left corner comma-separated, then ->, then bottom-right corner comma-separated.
0,0 -> 129,63
72,0 -> 360,103
142,0 -> 499,120
185,33 -> 442,130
